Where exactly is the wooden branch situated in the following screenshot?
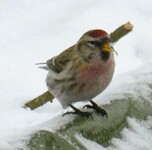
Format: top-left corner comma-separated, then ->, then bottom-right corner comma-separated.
24,21 -> 134,110
24,91 -> 54,110
110,22 -> 133,43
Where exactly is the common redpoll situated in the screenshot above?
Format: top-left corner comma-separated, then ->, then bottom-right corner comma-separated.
39,29 -> 116,118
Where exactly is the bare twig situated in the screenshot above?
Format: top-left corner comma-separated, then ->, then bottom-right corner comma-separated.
24,91 -> 54,110
110,22 -> 133,43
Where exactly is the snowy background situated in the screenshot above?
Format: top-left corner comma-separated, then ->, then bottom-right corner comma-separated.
0,0 -> 152,149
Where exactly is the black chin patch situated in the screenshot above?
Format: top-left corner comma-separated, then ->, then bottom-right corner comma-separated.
100,51 -> 110,61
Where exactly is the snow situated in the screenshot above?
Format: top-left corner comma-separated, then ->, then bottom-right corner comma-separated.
0,0 -> 152,149
112,117 -> 152,150
75,133 -> 107,150
75,117 -> 152,150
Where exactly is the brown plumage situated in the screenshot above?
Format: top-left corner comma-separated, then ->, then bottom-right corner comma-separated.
39,29 -> 116,117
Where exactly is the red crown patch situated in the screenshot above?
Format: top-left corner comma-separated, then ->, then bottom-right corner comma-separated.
90,29 -> 108,38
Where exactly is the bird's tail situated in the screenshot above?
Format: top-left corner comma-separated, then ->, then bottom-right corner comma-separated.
36,62 -> 48,70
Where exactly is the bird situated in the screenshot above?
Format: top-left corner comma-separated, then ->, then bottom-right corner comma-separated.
38,29 -> 116,118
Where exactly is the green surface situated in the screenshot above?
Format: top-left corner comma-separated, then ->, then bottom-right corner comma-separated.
27,98 -> 152,149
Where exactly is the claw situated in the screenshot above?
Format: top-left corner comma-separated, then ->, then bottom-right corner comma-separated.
83,100 -> 108,118
62,111 -> 76,116
83,104 -> 93,109
63,104 -> 93,119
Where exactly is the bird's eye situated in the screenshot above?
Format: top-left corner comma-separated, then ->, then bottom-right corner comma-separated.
88,40 -> 101,47
89,41 -> 96,45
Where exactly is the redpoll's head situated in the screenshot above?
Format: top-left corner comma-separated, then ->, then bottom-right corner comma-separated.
77,29 -> 113,61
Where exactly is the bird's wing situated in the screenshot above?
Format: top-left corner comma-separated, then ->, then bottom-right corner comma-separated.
47,45 -> 74,73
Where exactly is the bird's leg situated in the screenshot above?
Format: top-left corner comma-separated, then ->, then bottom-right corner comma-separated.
83,100 -> 108,118
63,104 -> 93,118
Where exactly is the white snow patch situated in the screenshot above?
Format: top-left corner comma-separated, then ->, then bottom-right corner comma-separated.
0,0 -> 152,149
111,117 -> 152,150
75,134 -> 107,150
75,117 -> 152,150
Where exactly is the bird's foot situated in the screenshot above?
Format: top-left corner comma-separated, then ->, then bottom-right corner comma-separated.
63,104 -> 93,119
83,100 -> 108,118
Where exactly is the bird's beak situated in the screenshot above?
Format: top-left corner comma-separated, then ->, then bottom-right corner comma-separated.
101,43 -> 113,53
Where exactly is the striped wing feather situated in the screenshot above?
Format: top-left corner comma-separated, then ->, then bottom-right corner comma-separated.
47,45 -> 74,73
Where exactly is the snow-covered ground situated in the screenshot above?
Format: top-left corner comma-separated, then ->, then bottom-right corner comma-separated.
0,0 -> 152,149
